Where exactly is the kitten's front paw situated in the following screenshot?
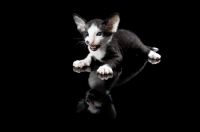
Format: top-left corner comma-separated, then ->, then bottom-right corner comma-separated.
73,60 -> 90,68
97,65 -> 113,75
148,51 -> 161,60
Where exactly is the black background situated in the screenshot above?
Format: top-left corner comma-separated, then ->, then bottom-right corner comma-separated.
12,1 -> 197,131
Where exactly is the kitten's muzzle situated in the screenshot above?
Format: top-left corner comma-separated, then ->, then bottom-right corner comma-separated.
90,44 -> 100,51
86,41 -> 100,51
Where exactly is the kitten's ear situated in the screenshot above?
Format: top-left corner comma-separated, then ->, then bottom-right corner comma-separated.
104,12 -> 120,32
76,98 -> 86,113
73,13 -> 86,32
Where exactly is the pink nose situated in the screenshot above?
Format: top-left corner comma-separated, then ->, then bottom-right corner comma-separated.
90,43 -> 95,46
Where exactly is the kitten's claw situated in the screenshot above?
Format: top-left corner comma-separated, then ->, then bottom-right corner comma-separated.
73,60 -> 90,68
97,65 -> 113,75
148,51 -> 161,60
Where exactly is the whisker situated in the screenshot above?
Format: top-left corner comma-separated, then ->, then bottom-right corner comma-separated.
75,41 -> 87,49
71,37 -> 87,49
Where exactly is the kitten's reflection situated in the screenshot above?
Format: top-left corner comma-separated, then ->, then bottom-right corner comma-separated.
73,56 -> 160,119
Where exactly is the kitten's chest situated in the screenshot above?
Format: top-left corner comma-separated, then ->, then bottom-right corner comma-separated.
90,48 -> 106,62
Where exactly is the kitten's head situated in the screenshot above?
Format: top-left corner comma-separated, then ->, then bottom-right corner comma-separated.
85,89 -> 106,114
73,13 -> 120,51
76,89 -> 117,119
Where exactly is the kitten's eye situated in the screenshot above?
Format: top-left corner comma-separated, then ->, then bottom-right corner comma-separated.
85,31 -> 89,36
96,32 -> 103,36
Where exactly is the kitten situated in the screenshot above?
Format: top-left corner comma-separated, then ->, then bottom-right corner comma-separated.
72,12 -> 161,74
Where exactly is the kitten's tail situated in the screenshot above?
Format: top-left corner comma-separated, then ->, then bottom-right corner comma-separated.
146,46 -> 159,52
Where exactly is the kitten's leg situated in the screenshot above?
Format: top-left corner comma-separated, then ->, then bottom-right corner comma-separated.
73,53 -> 92,68
97,64 -> 113,74
140,45 -> 161,60
135,41 -> 161,60
148,50 -> 161,60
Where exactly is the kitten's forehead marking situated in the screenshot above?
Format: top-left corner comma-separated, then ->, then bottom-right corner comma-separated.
87,23 -> 100,36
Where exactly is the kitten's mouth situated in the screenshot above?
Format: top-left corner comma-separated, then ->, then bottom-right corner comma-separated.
90,45 -> 100,51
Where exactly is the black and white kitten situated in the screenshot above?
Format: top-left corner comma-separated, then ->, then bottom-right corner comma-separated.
72,12 -> 161,74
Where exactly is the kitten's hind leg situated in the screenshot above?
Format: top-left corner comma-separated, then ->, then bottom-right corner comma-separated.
73,53 -> 92,68
145,45 -> 161,59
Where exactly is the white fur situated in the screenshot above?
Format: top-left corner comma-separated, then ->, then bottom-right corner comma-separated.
73,44 -> 107,68
73,53 -> 92,68
97,64 -> 113,74
85,24 -> 103,45
148,50 -> 161,59
148,58 -> 161,64
89,46 -> 106,61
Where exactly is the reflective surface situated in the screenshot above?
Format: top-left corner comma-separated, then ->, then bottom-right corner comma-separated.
73,55 -> 160,120
68,49 -> 172,127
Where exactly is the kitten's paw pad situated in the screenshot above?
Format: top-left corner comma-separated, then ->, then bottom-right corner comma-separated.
73,60 -> 90,68
97,65 -> 113,75
148,51 -> 161,60
148,58 -> 161,64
